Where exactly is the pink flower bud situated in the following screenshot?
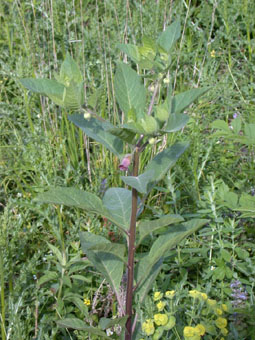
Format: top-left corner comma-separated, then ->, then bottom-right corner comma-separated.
119,154 -> 132,171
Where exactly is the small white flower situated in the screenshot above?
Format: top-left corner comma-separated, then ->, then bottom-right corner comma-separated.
106,328 -> 113,336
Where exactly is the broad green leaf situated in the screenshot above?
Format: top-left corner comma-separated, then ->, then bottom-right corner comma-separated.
60,53 -> 83,84
235,247 -> 249,260
121,170 -> 154,194
35,187 -> 107,215
138,36 -> 157,69
141,115 -> 159,135
57,318 -> 111,338
172,87 -> 209,114
239,193 -> 255,209
140,36 -> 157,58
244,123 -> 255,141
88,243 -> 127,265
236,193 -> 255,217
87,86 -> 104,109
137,214 -> 184,246
222,191 -> 238,209
114,62 -> 146,119
20,77 -> 84,109
80,232 -> 124,296
35,187 -> 128,234
163,113 -> 189,132
157,20 -> 181,53
122,122 -> 145,135
221,249 -> 231,262
20,78 -> 64,97
211,119 -> 231,132
37,271 -> 58,286
103,188 -> 132,230
149,219 -> 208,267
68,114 -> 123,158
62,81 -> 84,109
107,126 -> 137,144
145,142 -> 189,189
117,43 -> 141,63
135,256 -> 163,303
99,316 -> 128,330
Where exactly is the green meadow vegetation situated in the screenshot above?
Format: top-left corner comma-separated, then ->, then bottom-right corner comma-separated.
0,0 -> 255,339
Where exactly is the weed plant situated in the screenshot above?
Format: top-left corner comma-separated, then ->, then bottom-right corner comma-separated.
1,0 -> 255,339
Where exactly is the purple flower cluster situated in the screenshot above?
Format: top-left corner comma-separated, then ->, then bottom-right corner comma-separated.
230,280 -> 248,308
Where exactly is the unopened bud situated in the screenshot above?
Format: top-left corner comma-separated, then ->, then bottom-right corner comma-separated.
148,137 -> 156,145
119,154 -> 132,171
149,85 -> 155,92
84,112 -> 91,120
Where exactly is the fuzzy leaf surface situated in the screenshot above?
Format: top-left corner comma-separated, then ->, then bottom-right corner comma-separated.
157,20 -> 181,53
121,170 -> 154,194
107,126 -> 137,144
171,87 -> 209,114
117,43 -> 141,63
35,187 -> 128,233
103,188 -> 132,230
20,78 -> 64,96
35,187 -> 106,214
60,53 -> 83,84
80,232 -> 124,296
135,256 -> 163,303
114,62 -> 146,119
163,113 -> 189,132
145,142 -> 189,190
57,318 -> 110,338
138,214 -> 184,245
149,219 -> 209,267
68,114 -> 123,157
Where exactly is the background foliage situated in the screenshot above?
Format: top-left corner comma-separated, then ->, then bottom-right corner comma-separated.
0,0 -> 255,339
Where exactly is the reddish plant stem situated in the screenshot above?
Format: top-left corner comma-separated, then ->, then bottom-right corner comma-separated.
125,147 -> 139,340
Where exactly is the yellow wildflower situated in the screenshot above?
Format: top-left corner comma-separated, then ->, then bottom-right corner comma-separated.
154,313 -> 168,326
83,298 -> 91,306
221,304 -> 228,311
153,291 -> 163,301
200,293 -> 208,300
165,290 -> 175,299
183,326 -> 195,337
215,317 -> 227,329
183,326 -> 199,338
189,290 -> 200,299
221,328 -> 228,336
195,324 -> 206,336
156,300 -> 166,311
142,319 -> 155,336
216,308 -> 223,315
210,50 -> 216,58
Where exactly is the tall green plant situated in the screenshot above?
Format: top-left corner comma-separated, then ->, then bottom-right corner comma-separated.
20,20 -> 209,339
